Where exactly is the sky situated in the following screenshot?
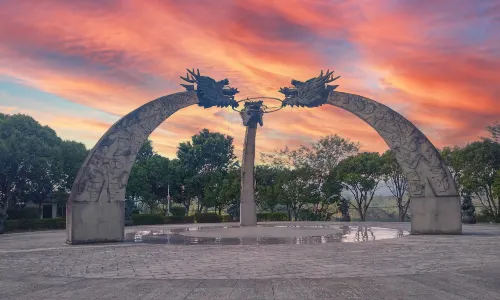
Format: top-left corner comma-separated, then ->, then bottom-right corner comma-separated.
0,0 -> 499,160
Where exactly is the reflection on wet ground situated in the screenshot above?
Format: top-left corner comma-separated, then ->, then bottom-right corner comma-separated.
125,224 -> 409,245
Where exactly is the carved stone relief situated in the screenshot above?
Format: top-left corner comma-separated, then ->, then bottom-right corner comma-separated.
69,91 -> 198,203
68,70 -> 240,206
328,91 -> 458,198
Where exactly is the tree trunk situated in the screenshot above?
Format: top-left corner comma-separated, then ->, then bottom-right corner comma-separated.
358,206 -> 366,221
398,208 -> 405,222
183,201 -> 191,214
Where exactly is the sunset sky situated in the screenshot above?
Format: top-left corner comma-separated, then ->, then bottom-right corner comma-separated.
0,0 -> 498,160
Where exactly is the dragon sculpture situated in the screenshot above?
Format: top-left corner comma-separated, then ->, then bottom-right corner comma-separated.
279,70 -> 340,108
240,100 -> 264,128
180,68 -> 239,108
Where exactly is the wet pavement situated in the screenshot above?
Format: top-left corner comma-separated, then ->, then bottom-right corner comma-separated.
126,224 -> 409,245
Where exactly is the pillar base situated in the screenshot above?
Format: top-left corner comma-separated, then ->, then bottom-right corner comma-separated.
240,201 -> 257,227
66,201 -> 124,244
410,196 -> 462,235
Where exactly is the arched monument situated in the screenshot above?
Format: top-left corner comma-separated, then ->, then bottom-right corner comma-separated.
66,69 -> 461,244
279,70 -> 461,235
66,69 -> 239,244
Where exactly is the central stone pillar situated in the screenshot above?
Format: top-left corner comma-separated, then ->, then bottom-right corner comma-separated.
239,101 -> 264,226
240,126 -> 258,226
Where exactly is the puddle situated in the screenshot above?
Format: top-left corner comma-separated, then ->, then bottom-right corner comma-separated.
125,225 -> 408,245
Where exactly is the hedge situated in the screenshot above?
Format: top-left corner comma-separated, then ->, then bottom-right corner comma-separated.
131,214 -> 196,225
132,214 -> 166,225
194,212 -> 222,223
169,206 -> 186,217
6,207 -> 40,220
4,218 -> 66,232
257,212 -> 289,221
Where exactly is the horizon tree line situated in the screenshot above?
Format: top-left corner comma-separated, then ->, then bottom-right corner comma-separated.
1,112 -> 500,224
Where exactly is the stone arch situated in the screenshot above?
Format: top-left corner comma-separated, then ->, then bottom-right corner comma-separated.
66,91 -> 198,244
66,79 -> 462,244
327,91 -> 461,234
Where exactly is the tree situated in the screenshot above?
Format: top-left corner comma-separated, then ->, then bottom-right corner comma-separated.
136,139 -> 155,162
261,134 -> 359,220
168,159 -> 195,212
177,129 -> 236,174
176,129 -> 237,211
381,150 -> 409,221
262,134 -> 359,175
441,146 -> 463,188
453,140 -> 500,221
334,152 -> 384,221
255,165 -> 282,212
486,121 -> 500,143
0,114 -> 69,216
277,168 -> 320,221
59,140 -> 88,192
203,168 -> 240,214
126,155 -> 172,213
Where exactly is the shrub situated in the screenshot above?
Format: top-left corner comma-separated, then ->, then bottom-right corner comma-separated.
257,212 -> 289,222
194,212 -> 222,223
221,214 -> 238,222
169,206 -> 186,217
6,207 -> 40,220
476,211 -> 500,223
166,215 -> 195,224
4,218 -> 66,232
132,214 -> 196,225
182,215 -> 195,223
132,214 -> 166,225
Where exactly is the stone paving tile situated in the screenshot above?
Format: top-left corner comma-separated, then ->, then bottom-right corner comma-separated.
1,222 -> 500,299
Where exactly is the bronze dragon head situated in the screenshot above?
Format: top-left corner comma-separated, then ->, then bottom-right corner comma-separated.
180,68 -> 239,108
280,70 -> 340,108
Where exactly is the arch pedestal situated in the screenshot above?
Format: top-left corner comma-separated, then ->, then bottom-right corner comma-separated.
66,92 -> 198,244
327,92 -> 461,234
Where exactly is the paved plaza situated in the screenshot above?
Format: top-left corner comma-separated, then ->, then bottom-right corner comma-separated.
1,221 -> 500,299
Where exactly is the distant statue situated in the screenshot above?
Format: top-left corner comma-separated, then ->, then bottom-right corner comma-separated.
0,209 -> 7,234
461,190 -> 476,224
124,198 -> 135,226
338,198 -> 351,222
227,203 -> 240,221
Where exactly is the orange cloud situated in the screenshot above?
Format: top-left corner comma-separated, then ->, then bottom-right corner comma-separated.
0,0 -> 498,159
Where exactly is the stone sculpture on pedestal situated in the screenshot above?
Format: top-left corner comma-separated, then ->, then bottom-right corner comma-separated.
338,198 -> 351,222
461,190 -> 476,224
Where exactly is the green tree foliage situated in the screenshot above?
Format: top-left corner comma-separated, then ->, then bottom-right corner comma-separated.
261,135 -> 359,220
255,165 -> 282,212
449,140 -> 500,221
136,139 -> 155,162
0,114 -> 87,217
203,168 -> 240,214
486,121 -> 500,143
381,150 -> 409,221
334,152 -> 384,221
126,152 -> 171,213
176,129 -> 237,212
